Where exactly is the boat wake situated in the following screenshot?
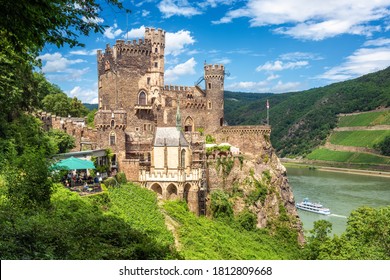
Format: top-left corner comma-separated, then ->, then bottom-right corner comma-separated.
329,214 -> 347,218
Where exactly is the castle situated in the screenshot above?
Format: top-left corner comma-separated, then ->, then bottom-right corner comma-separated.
41,27 -> 271,214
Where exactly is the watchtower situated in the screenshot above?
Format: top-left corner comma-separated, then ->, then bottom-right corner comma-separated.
204,64 -> 225,132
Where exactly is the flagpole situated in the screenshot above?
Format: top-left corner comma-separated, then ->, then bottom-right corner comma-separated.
266,99 -> 269,126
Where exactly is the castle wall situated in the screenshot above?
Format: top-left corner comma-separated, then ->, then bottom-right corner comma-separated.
214,125 -> 271,155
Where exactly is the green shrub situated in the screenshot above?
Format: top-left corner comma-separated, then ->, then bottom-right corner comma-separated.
103,177 -> 118,187
115,172 -> 127,184
210,190 -> 233,220
236,210 -> 257,231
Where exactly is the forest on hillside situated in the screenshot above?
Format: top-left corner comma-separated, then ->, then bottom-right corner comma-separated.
224,68 -> 390,157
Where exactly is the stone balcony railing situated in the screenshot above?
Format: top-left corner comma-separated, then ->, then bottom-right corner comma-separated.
139,168 -> 201,182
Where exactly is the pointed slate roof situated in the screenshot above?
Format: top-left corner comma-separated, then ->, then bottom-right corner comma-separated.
154,127 -> 189,147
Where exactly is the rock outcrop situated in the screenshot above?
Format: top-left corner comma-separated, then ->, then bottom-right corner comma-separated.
207,136 -> 304,244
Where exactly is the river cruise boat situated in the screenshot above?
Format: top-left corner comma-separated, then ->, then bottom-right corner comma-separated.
296,198 -> 331,215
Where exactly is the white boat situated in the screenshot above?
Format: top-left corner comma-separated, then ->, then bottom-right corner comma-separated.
296,198 -> 331,215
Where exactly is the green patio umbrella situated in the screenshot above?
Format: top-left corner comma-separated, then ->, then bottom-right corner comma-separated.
51,157 -> 95,170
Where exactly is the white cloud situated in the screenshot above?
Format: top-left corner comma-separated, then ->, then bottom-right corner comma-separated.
226,79 -> 301,93
158,0 -> 201,18
104,23 -> 123,39
279,52 -> 323,61
363,37 -> 390,47
318,45 -> 390,81
123,25 -> 146,39
213,0 -> 390,40
39,52 -> 85,73
69,49 -> 99,56
256,60 -> 308,71
82,16 -> 104,24
142,10 -> 150,17
165,58 -> 197,82
272,81 -> 301,93
213,57 -> 232,64
266,74 -> 280,81
68,84 -> 98,104
165,30 -> 195,56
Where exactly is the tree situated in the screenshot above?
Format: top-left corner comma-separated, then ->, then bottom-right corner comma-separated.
304,220 -> 332,260
374,136 -> 390,156
0,0 -> 129,52
47,129 -> 75,154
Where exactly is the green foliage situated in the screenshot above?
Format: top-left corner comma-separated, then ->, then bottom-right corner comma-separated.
236,210 -> 257,231
329,130 -> 390,148
0,185 -> 176,260
196,127 -> 204,136
246,177 -> 268,205
115,172 -> 127,184
307,148 -> 390,164
304,206 -> 390,260
374,135 -> 390,156
108,184 -> 175,248
205,134 -> 216,144
42,93 -> 88,117
303,220 -> 333,260
216,157 -> 235,181
163,200 -> 301,259
47,129 -> 75,154
210,190 -> 234,220
338,110 -> 390,127
103,177 -> 118,188
86,109 -> 97,128
0,0 -> 129,52
3,147 -> 52,209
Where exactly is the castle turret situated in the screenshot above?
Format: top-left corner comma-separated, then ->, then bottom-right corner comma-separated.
204,64 -> 225,132
145,27 -> 166,87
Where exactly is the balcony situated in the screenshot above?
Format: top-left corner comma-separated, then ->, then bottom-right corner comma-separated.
135,104 -> 153,111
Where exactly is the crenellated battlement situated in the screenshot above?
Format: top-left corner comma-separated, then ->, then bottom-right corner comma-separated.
95,110 -> 127,130
145,27 -> 166,47
219,125 -> 271,136
204,64 -> 224,71
164,85 -> 193,92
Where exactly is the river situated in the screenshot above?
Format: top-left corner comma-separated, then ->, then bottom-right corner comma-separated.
286,166 -> 390,236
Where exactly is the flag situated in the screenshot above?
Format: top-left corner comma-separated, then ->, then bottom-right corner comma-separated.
266,99 -> 269,109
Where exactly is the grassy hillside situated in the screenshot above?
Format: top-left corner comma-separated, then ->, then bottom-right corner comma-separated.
307,148 -> 390,165
338,111 -> 390,127
329,130 -> 390,148
163,200 -> 301,260
224,67 -> 390,157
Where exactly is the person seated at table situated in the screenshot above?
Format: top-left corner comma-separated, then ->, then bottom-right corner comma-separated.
83,182 -> 89,191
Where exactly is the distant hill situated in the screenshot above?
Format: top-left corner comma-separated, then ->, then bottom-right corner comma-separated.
224,67 -> 390,157
83,103 -> 98,111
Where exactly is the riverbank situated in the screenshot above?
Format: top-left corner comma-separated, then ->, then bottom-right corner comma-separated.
281,160 -> 390,178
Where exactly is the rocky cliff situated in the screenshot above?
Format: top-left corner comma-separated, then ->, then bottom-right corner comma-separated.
207,133 -> 304,244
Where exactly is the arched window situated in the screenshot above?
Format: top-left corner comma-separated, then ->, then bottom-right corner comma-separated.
110,132 -> 116,146
139,91 -> 147,105
181,149 -> 186,168
184,116 -> 194,132
110,119 -> 115,128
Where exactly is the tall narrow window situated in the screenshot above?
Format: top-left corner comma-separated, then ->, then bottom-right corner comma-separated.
208,83 -> 212,89
110,120 -> 115,128
110,132 -> 116,146
139,91 -> 146,105
154,62 -> 158,68
147,77 -> 150,85
181,149 -> 186,168
155,47 -> 158,53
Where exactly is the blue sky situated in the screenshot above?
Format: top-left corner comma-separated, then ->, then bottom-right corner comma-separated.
39,0 -> 390,103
